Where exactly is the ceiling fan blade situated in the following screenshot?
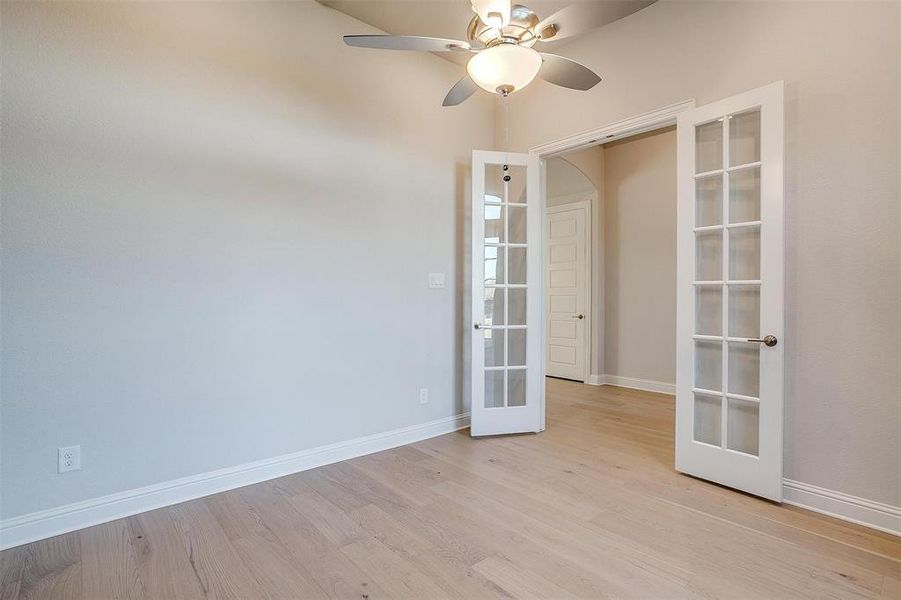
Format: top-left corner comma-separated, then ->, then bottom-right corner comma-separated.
343,35 -> 471,52
443,76 -> 480,107
538,54 -> 601,91
535,1 -> 656,42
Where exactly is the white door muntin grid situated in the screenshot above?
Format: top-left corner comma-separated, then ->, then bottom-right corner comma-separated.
471,150 -> 542,437
675,82 -> 784,501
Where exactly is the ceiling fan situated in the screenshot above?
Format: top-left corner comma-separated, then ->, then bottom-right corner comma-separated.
343,0 -> 654,106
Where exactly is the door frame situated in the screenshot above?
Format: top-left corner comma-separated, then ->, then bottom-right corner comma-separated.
529,99 -> 696,431
545,195 -> 593,384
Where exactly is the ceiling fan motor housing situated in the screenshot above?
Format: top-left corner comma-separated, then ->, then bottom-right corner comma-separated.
467,4 -> 541,48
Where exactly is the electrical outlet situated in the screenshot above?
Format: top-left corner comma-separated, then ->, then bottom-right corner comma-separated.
58,445 -> 81,473
428,273 -> 445,289
419,388 -> 429,404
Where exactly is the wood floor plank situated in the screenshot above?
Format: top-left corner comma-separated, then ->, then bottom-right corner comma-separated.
404,548 -> 517,600
166,499 -> 269,599
283,479 -> 366,547
473,555 -> 580,600
126,509 -> 206,599
347,449 -> 446,507
415,434 -> 602,521
204,488 -> 272,543
428,478 -> 690,598
231,534 -> 329,599
16,532 -> 81,600
238,480 -> 388,600
356,488 -> 492,569
349,503 -> 433,560
296,467 -> 378,514
340,537 -> 451,599
881,573 -> 900,598
349,502 -> 514,598
79,519 -> 144,599
0,546 -> 26,600
1,380 -> 898,599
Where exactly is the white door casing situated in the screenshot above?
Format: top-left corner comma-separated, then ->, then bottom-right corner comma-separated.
471,150 -> 542,437
545,200 -> 591,382
675,82 -> 785,501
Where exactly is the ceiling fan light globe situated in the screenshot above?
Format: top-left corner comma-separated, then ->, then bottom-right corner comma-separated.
467,44 -> 542,95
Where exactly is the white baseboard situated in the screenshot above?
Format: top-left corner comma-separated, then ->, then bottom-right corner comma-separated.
0,412 -> 470,550
595,374 -> 676,395
782,479 -> 900,536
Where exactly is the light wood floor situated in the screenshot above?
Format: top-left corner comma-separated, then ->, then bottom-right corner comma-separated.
2,379 -> 899,599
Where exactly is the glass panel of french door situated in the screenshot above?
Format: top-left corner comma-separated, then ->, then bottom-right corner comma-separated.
471,150 -> 541,437
676,82 -> 784,501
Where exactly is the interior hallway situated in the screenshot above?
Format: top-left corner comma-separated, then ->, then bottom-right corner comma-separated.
1,379 -> 898,599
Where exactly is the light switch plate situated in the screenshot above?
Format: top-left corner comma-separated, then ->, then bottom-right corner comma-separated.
428,273 -> 445,289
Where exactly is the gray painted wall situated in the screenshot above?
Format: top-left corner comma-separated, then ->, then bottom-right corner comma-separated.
603,129 -> 677,385
0,1 -> 494,519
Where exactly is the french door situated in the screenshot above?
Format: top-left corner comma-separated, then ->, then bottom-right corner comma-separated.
471,150 -> 542,436
675,82 -> 785,501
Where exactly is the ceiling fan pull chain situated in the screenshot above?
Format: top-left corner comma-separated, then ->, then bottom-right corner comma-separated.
502,94 -> 510,152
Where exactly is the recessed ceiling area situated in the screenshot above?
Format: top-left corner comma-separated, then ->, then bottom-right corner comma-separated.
318,1 -> 652,64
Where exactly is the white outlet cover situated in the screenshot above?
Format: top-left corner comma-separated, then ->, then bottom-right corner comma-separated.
428,273 -> 445,289
419,388 -> 429,404
58,445 -> 81,473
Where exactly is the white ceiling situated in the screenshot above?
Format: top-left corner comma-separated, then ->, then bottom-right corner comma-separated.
321,1 -> 571,40
318,1 -> 646,65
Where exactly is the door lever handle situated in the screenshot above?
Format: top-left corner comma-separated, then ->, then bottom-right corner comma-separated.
747,335 -> 778,347
573,314 -> 584,319
474,323 -> 484,330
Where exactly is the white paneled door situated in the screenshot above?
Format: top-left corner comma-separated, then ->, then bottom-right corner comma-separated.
471,150 -> 542,437
675,82 -> 785,500
545,203 -> 589,382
